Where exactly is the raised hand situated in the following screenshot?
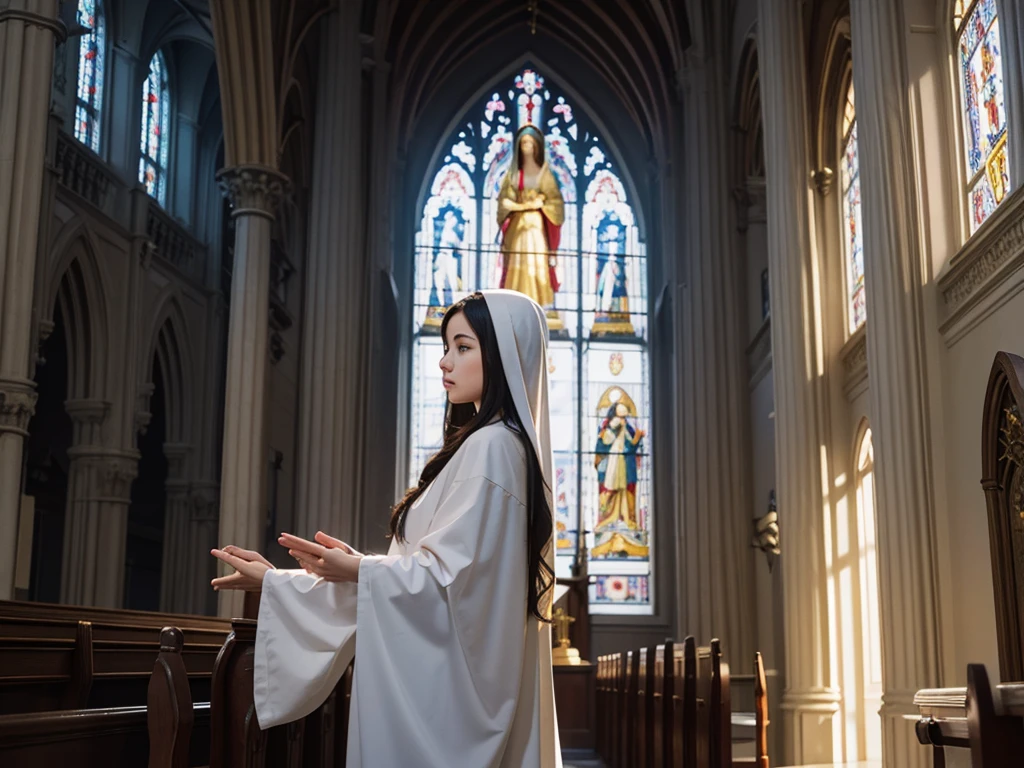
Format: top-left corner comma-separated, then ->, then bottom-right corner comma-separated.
210,545 -> 272,591
314,530 -> 363,557
278,531 -> 363,583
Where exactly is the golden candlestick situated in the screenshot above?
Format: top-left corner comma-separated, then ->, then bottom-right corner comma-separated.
551,607 -> 582,665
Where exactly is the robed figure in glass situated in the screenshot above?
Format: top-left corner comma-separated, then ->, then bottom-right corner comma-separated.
497,125 -> 566,330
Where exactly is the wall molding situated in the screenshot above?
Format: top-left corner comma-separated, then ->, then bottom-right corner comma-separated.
840,324 -> 868,401
938,187 -> 1024,345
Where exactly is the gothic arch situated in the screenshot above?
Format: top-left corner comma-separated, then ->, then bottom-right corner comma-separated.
411,53 -> 650,239
732,36 -> 764,182
46,220 -> 111,401
814,15 -> 852,180
146,291 -> 193,447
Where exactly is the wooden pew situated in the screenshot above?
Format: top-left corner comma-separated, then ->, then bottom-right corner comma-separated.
668,637 -> 698,768
696,638 -> 732,768
635,645 -> 655,766
0,624 -> 212,768
0,600 -> 230,713
732,651 -> 769,767
915,666 -> 1024,767
620,649 -> 637,767
148,627 -> 194,768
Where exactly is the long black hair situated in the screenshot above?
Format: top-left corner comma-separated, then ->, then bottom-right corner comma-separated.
388,292 -> 554,621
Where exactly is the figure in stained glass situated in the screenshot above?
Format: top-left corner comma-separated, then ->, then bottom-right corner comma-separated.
497,126 -> 566,330
956,0 -> 1010,232
592,387 -> 646,559
139,52 -> 170,205
592,217 -> 636,337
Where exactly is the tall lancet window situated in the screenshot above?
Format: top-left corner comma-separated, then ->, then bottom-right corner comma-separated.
139,51 -> 170,205
954,0 -> 1010,233
840,80 -> 865,332
74,0 -> 104,152
411,66 -> 653,614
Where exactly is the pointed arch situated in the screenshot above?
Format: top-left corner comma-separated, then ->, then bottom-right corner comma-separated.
147,291 -> 194,446
47,221 -> 110,401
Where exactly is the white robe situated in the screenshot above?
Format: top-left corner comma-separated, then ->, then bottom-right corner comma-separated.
253,422 -> 561,767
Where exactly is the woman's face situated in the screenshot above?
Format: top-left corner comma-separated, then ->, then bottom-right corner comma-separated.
440,311 -> 484,410
519,134 -> 539,163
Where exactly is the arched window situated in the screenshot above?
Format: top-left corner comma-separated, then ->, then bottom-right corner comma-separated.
411,66 -> 653,614
139,51 -> 170,205
953,0 -> 1010,233
74,0 -> 104,152
840,78 -> 865,332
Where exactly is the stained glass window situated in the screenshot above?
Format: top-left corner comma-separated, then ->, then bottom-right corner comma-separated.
410,66 -> 653,614
955,0 -> 1010,233
139,51 -> 170,205
841,81 -> 865,332
74,0 -> 104,152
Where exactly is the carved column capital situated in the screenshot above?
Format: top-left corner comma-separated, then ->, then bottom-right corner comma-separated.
64,398 -> 109,425
216,165 -> 290,220
97,456 -> 138,500
0,379 -> 38,437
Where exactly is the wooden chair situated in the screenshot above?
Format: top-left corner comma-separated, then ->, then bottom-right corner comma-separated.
696,639 -> 732,768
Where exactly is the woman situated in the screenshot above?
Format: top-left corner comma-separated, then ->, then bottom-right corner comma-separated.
210,290 -> 561,768
497,126 -> 564,329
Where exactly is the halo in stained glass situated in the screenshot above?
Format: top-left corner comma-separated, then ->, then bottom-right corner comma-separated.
409,65 -> 653,614
74,0 -> 105,152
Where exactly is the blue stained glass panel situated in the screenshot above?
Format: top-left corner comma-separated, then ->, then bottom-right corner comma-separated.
139,52 -> 170,205
74,0 -> 104,152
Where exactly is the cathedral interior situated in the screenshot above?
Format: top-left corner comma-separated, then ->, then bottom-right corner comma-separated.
2,0 -> 1024,765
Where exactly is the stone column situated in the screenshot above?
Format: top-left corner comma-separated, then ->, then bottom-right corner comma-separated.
757,0 -> 839,762
851,4 -> 942,767
61,399 -> 138,607
675,44 -> 756,666
996,0 -> 1024,187
159,443 -> 191,613
215,166 -> 286,617
294,4 -> 368,545
0,0 -> 63,599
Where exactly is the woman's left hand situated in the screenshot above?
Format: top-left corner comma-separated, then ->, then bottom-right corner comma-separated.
278,532 -> 363,583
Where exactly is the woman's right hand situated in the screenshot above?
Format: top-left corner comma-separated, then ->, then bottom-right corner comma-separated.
313,531 -> 363,557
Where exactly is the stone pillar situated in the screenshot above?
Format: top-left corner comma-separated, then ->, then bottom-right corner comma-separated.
851,4 -> 942,766
757,0 -> 839,762
676,46 -> 756,666
294,4 -> 368,545
159,443 -> 191,613
61,399 -> 138,607
215,166 -> 286,617
0,0 -> 63,599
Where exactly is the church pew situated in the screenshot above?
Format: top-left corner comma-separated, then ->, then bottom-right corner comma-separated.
696,639 -> 732,768
914,667 -> 1024,767
0,600 -> 230,713
595,655 -> 607,759
0,623 -> 212,768
731,652 -> 769,767
619,649 -> 638,767
634,645 -> 655,766
148,626 -> 194,768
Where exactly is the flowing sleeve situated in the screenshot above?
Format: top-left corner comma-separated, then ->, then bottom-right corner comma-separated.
540,168 -> 564,228
497,172 -> 518,231
348,433 -> 533,766
253,569 -> 358,729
